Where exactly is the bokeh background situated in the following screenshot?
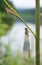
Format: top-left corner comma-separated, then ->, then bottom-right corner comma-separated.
0,0 -> 42,65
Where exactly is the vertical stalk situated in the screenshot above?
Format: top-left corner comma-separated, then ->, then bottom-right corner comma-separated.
36,0 -> 40,65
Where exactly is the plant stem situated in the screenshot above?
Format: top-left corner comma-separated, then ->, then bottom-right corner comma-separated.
3,0 -> 36,38
36,0 -> 40,65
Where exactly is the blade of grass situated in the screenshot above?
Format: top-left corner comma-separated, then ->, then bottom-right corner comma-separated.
3,0 -> 36,38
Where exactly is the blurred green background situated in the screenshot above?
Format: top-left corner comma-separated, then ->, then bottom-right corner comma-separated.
0,0 -> 42,65
0,0 -> 15,37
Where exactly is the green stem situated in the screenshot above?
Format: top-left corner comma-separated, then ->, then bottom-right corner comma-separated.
36,0 -> 40,65
17,15 -> 36,38
3,0 -> 36,38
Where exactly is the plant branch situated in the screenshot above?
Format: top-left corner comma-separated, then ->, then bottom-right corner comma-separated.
3,0 -> 36,38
